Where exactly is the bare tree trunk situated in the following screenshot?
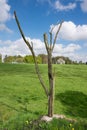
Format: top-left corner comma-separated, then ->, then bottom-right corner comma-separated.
48,50 -> 54,117
43,33 -> 55,117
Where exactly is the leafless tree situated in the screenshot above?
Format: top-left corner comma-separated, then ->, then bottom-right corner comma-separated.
14,11 -> 63,117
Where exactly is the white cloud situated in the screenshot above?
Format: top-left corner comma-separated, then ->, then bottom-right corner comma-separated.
0,39 -> 29,56
80,0 -> 87,12
50,21 -> 87,41
0,0 -> 11,23
0,38 -> 46,57
53,43 -> 81,55
37,0 -> 76,11
0,23 -> 13,33
63,44 -> 81,53
70,53 -> 87,62
53,43 -> 87,62
0,0 -> 12,32
54,1 -> 76,11
27,38 -> 47,54
0,37 -> 83,62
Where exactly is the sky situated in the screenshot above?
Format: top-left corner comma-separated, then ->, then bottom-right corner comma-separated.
0,0 -> 87,62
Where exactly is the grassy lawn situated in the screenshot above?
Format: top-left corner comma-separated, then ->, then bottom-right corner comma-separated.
0,63 -> 87,129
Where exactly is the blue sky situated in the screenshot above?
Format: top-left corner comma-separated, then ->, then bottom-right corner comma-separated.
0,0 -> 87,62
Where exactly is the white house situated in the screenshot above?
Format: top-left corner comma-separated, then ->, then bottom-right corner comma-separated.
56,58 -> 65,64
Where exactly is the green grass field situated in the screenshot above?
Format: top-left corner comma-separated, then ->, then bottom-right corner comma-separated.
0,63 -> 87,129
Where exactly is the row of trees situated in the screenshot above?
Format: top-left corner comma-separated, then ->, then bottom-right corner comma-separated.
3,54 -> 76,64
0,54 -> 86,64
3,54 -> 44,63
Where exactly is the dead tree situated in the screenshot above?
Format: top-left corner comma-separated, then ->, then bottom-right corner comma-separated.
14,11 -> 63,117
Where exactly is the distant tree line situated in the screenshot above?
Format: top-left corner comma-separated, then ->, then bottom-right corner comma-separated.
3,55 -> 42,64
0,53 -> 86,64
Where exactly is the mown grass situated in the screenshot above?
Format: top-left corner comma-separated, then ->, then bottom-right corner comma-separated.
0,63 -> 87,129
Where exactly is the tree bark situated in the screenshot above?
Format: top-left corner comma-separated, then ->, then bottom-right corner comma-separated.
47,49 -> 54,117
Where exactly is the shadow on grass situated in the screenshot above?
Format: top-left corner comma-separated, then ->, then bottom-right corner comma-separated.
56,91 -> 87,118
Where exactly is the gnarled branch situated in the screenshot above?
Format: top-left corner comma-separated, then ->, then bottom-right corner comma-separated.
14,11 -> 49,97
52,21 -> 64,51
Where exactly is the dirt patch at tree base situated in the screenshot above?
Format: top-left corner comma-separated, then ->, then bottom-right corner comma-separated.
41,114 -> 76,122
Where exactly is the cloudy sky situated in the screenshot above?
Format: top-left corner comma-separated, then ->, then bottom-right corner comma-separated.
0,0 -> 87,62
